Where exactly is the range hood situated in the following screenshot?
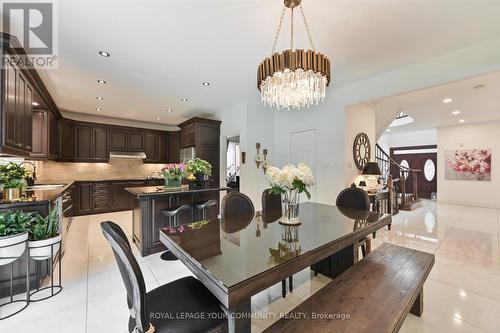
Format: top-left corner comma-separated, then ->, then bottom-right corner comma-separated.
109,151 -> 147,159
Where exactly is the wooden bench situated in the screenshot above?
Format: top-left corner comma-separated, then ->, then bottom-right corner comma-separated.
263,243 -> 434,333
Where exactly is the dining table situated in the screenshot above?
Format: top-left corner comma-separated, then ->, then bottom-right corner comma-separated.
159,201 -> 392,333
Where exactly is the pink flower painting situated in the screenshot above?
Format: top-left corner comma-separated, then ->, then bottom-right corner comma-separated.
445,149 -> 492,181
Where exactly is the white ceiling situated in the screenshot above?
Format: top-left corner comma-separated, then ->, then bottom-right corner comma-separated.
11,0 -> 500,125
374,70 -> 500,135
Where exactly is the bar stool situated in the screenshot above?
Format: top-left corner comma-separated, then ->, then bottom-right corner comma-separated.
160,204 -> 191,261
194,199 -> 217,221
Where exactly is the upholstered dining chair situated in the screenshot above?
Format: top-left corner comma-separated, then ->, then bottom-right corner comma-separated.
101,221 -> 227,333
220,192 -> 255,233
336,186 -> 372,257
261,189 -> 294,298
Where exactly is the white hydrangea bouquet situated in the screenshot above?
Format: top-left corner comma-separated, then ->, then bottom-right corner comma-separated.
266,163 -> 314,224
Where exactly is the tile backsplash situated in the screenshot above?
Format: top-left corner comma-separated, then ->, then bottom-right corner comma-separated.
34,159 -> 166,182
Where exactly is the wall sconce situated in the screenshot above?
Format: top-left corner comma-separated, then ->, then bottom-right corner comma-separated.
255,143 -> 270,173
241,152 -> 246,164
255,143 -> 262,168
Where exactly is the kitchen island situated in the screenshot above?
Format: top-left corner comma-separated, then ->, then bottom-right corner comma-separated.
126,186 -> 229,256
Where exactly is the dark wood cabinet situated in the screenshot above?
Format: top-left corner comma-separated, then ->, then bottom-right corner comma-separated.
3,58 -> 17,149
110,181 -> 131,211
127,131 -> 144,151
180,123 -> 196,148
74,126 -> 93,160
76,182 -> 93,215
48,111 -> 58,159
31,110 -> 48,159
58,120 -> 74,161
110,130 -> 127,151
93,128 -> 109,161
159,134 -> 169,163
92,182 -> 110,211
144,132 -> 159,162
168,131 -> 181,163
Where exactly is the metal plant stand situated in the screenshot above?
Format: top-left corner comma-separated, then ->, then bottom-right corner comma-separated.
0,239 -> 29,320
28,240 -> 62,302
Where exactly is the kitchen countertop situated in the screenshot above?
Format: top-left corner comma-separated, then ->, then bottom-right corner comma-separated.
126,186 -> 230,198
0,182 -> 73,209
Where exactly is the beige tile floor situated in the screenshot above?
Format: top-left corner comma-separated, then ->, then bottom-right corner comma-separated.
1,200 -> 499,332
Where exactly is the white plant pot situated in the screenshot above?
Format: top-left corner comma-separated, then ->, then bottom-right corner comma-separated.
0,232 -> 28,266
28,234 -> 61,261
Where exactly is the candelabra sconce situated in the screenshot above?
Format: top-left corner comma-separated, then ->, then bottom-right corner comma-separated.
262,149 -> 269,173
255,143 -> 263,168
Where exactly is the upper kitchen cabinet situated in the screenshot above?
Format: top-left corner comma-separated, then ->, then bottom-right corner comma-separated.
110,130 -> 127,151
30,93 -> 59,160
1,34 -> 62,158
144,132 -> 160,163
168,131 -> 181,163
74,124 -> 109,162
127,131 -> 145,151
58,119 -> 74,161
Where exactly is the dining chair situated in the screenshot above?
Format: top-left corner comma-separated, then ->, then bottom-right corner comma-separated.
261,189 -> 294,298
220,192 -> 255,233
336,186 -> 371,258
375,191 -> 392,230
101,221 -> 227,333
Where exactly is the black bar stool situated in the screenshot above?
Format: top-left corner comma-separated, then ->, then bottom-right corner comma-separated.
194,199 -> 217,221
160,204 -> 191,261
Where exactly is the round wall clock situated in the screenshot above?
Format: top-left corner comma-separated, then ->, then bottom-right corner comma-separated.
353,133 -> 371,170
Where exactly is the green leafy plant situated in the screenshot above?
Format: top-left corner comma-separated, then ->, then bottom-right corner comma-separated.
28,208 -> 60,241
0,210 -> 33,237
0,163 -> 30,189
186,158 -> 212,176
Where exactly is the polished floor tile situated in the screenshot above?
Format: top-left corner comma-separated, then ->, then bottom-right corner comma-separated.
1,200 -> 499,332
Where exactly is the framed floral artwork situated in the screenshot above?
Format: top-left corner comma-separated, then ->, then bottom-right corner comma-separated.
445,149 -> 492,181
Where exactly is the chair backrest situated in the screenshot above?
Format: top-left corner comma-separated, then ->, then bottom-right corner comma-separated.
336,187 -> 370,210
261,189 -> 282,223
101,221 -> 150,333
221,192 -> 255,233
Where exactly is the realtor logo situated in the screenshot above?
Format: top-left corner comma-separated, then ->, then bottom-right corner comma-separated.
2,1 -> 58,68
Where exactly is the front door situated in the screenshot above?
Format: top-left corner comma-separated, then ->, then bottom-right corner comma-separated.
390,145 -> 437,199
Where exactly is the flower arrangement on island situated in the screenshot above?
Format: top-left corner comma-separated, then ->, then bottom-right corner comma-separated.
265,163 -> 314,224
185,158 -> 212,177
160,164 -> 186,188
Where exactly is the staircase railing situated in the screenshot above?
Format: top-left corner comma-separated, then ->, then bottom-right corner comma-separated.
375,144 -> 421,210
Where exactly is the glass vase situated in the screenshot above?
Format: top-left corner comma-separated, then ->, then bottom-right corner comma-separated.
280,189 -> 301,225
165,178 -> 181,189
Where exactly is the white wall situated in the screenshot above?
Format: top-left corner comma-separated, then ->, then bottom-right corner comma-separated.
273,38 -> 500,205
437,121 -> 500,208
378,129 -> 437,153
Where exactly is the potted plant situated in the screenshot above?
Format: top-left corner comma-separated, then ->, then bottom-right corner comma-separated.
27,208 -> 61,261
160,164 -> 186,188
186,158 -> 212,184
0,210 -> 32,266
266,163 -> 314,225
0,162 -> 30,201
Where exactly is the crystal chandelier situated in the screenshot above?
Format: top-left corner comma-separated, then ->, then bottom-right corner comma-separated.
257,0 -> 331,110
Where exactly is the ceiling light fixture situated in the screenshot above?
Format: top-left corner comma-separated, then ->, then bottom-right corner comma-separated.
181,98 -> 188,102
458,119 -> 465,123
386,129 -> 391,132
452,110 -> 461,115
166,109 -> 172,113
96,96 -> 103,100
97,79 -> 106,84
202,82 -> 210,86
257,0 -> 331,110
96,108 -> 101,111
32,102 -> 39,106
157,116 -> 161,121
99,51 -> 111,57
442,98 -> 453,103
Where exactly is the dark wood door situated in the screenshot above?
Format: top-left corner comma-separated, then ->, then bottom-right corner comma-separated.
127,131 -> 144,151
15,71 -> 26,150
110,130 -> 127,151
390,146 -> 437,199
180,123 -> 195,148
110,181 -> 131,211
74,126 -> 93,160
77,182 -> 93,214
48,111 -> 58,159
58,120 -> 74,161
93,128 -> 109,161
158,134 -> 169,163
3,59 -> 17,149
23,80 -> 33,152
168,131 -> 180,163
144,132 -> 159,162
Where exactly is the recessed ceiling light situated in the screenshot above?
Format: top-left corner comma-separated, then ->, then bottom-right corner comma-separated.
166,109 -> 172,113
32,102 -> 39,106
156,116 -> 161,121
202,82 -> 210,86
96,108 -> 101,111
386,128 -> 391,132
97,79 -> 106,84
443,98 -> 453,103
96,96 -> 103,100
458,119 -> 465,123
451,110 -> 461,115
181,98 -> 188,102
99,51 -> 111,57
